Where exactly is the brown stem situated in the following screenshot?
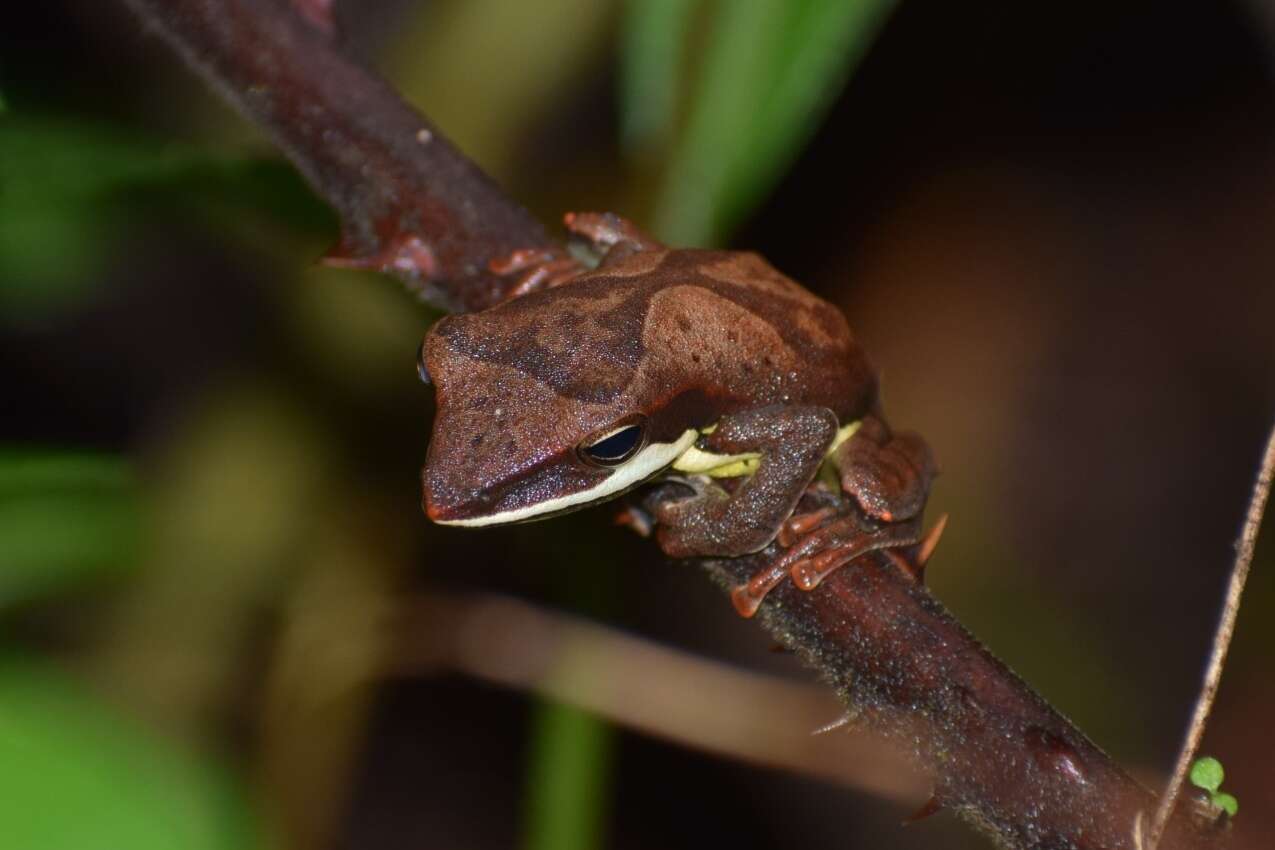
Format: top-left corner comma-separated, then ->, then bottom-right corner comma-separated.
701,490 -> 1225,850
123,0 -> 558,312
390,592 -> 925,804
1148,423 -> 1275,848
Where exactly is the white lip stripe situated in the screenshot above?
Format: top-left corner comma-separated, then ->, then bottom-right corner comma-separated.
436,429 -> 699,527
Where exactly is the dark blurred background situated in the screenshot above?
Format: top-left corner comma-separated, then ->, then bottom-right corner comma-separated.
2,1 -> 1273,849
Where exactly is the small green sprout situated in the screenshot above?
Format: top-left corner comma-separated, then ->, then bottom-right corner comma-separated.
1189,757 -> 1223,792
1189,756 -> 1238,817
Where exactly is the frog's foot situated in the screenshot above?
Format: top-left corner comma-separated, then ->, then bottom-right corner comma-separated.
563,211 -> 664,263
488,247 -> 584,302
836,415 -> 936,523
776,507 -> 838,547
729,514 -> 924,617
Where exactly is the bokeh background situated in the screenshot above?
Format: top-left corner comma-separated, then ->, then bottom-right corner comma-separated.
2,1 -> 1274,849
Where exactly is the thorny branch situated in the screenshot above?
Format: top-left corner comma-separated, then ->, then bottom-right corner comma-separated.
122,1 -> 1249,848
122,0 -> 557,313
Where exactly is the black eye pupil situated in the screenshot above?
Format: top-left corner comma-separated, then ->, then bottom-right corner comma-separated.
584,425 -> 643,464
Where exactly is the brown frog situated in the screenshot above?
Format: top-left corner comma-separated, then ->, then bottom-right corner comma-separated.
418,213 -> 936,615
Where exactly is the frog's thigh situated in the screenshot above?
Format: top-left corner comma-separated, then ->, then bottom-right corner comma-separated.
654,405 -> 837,559
835,415 -> 935,523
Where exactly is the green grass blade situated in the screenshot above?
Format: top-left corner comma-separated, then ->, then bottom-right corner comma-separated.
620,0 -> 699,154
521,700 -> 614,850
0,117 -> 330,316
652,0 -> 896,246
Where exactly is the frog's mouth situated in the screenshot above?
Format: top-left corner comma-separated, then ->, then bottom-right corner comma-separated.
426,429 -> 699,527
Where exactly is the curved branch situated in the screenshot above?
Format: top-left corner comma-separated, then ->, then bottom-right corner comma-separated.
123,0 -> 557,312
1149,423 -> 1275,848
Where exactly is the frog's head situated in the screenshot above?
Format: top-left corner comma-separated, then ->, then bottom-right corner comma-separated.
417,280 -> 702,527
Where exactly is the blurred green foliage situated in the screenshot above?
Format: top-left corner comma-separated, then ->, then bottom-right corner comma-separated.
0,655 -> 261,850
0,450 -> 139,608
0,116 -> 330,317
624,0 -> 897,245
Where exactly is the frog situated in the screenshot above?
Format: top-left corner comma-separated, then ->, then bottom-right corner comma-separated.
418,212 -> 937,616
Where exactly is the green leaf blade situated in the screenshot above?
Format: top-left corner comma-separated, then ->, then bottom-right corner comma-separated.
620,0 -> 698,154
0,117 -> 331,317
649,0 -> 897,246
522,701 -> 614,850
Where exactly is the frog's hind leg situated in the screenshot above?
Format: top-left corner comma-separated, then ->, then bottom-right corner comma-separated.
836,415 -> 936,523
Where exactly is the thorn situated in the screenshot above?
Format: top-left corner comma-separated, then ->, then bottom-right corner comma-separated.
904,794 -> 943,825
322,234 -> 439,280
292,0 -> 336,36
811,712 -> 854,736
613,506 -> 652,538
885,549 -> 924,583
915,513 -> 948,567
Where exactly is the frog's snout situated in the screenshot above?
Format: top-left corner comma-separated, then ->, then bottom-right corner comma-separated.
421,468 -> 487,525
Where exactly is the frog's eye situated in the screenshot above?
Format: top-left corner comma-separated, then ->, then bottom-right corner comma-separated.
415,340 -> 431,385
579,418 -> 647,466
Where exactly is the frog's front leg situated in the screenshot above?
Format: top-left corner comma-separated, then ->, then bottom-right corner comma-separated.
652,405 -> 838,559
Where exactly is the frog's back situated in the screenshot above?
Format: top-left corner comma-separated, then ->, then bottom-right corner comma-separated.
427,247 -> 877,440
614,248 -> 877,423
